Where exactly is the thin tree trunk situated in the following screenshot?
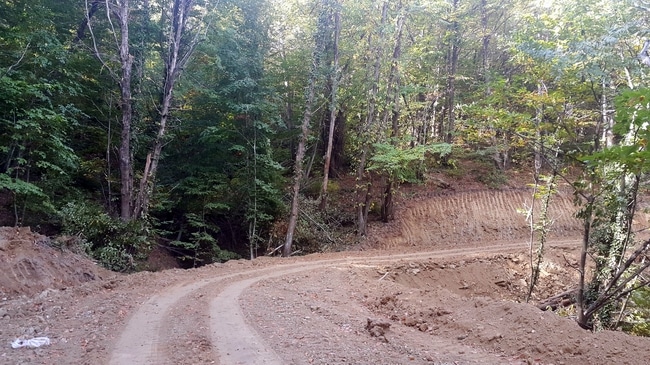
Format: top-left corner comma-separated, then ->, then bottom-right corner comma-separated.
284,73 -> 316,257
320,5 -> 341,211
133,0 -> 197,219
480,0 -> 491,93
576,197 -> 593,329
380,6 -> 405,222
356,1 -> 388,236
284,4 -> 327,255
445,0 -> 460,144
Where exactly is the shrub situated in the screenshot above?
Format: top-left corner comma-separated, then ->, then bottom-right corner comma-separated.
59,202 -> 153,272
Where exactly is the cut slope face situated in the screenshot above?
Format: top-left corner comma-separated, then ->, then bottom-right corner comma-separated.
0,227 -> 111,299
367,188 -> 582,249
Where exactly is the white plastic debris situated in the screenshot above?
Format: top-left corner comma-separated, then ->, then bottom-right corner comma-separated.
11,337 -> 51,349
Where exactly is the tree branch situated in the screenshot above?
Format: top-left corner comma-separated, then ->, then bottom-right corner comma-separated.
84,0 -> 118,80
1,41 -> 30,78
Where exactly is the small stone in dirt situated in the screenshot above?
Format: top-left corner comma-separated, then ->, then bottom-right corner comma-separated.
488,334 -> 502,341
403,317 -> 417,327
366,318 -> 390,343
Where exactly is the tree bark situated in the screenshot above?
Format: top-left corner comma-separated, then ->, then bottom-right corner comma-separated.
133,0 -> 197,219
445,0 -> 460,144
116,0 -> 134,222
320,4 -> 341,211
380,5 -> 404,222
356,1 -> 388,236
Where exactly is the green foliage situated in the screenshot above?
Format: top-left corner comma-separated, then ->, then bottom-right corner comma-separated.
368,142 -> 451,183
151,0 -> 285,261
59,202 -> 153,272
623,286 -> 650,337
0,0 -> 83,225
169,213 -> 240,266
582,89 -> 650,174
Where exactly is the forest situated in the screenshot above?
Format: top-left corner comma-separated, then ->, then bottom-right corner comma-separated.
3,0 -> 650,332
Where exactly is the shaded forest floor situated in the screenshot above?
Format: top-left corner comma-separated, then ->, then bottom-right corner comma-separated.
2,167 -> 650,364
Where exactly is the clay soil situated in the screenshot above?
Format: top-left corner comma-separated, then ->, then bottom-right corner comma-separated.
2,174 -> 650,365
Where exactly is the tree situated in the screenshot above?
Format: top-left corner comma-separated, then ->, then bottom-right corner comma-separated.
353,0 -> 388,236
379,2 -> 405,222
319,0 -> 341,211
133,0 -> 203,219
283,0 -> 333,257
0,0 -> 82,226
154,0 -> 282,261
81,0 -> 203,221
444,0 -> 461,143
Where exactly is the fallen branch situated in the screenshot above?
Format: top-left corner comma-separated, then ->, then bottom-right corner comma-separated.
538,287 -> 578,311
267,244 -> 284,256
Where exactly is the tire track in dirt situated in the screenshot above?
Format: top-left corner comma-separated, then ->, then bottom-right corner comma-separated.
108,240 -> 580,365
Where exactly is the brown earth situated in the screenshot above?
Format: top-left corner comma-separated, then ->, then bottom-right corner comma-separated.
2,175 -> 650,365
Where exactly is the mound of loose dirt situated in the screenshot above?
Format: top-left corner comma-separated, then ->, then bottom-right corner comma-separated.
0,227 -> 113,299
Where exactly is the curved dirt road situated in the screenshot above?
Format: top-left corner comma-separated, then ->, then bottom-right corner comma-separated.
109,240 -> 579,365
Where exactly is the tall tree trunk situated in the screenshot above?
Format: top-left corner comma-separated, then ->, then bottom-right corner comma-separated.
117,0 -> 134,222
133,0 -> 197,219
320,4 -> 341,211
284,68 -> 317,257
356,1 -> 388,236
576,197 -> 593,329
380,7 -> 405,222
577,80 -> 640,329
445,0 -> 460,144
601,79 -> 615,149
330,110 -> 346,177
480,0 -> 490,93
284,0 -> 330,256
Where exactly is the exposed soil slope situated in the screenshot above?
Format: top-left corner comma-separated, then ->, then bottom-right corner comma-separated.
367,187 -> 581,250
2,185 -> 650,365
0,227 -> 113,299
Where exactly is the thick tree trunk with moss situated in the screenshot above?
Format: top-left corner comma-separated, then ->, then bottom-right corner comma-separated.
575,84 -> 648,330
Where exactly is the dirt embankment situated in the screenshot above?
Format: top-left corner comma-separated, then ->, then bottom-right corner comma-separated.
0,227 -> 113,299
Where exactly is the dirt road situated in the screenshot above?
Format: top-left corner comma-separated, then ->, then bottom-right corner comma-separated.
108,241 -> 579,365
